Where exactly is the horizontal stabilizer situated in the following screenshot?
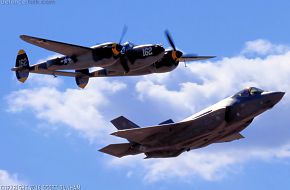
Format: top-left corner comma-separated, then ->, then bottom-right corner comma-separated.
111,116 -> 140,130
99,143 -> 133,158
158,119 -> 174,125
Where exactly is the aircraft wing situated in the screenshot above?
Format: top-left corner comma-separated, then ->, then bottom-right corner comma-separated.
112,108 -> 226,144
216,133 -> 244,143
112,121 -> 191,144
20,35 -> 92,56
179,55 -> 215,62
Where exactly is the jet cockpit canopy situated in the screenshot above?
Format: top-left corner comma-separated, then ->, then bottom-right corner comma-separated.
234,87 -> 264,97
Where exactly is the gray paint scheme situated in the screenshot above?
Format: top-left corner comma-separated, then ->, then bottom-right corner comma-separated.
99,87 -> 285,159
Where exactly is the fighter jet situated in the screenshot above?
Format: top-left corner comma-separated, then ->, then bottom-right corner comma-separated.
100,87 -> 285,159
11,29 -> 214,88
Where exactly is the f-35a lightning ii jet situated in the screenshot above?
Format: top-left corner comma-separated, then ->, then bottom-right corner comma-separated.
100,87 -> 284,159
12,29 -> 214,88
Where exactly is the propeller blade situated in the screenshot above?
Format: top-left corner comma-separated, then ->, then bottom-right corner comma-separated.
179,53 -> 198,57
164,30 -> 215,63
119,25 -> 128,45
165,30 -> 176,51
120,55 -> 130,73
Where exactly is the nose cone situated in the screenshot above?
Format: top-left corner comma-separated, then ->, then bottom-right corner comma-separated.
262,91 -> 285,108
176,50 -> 183,58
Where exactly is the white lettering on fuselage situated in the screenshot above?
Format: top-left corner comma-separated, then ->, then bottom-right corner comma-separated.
142,47 -> 152,56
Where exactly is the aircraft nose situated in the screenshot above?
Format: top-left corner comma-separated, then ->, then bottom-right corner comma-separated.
263,91 -> 285,108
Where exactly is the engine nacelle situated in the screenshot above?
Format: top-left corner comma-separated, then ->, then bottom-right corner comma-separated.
92,43 -> 120,61
150,51 -> 178,73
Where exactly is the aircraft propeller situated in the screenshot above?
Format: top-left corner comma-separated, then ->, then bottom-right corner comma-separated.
118,25 -> 130,73
165,30 -> 214,65
165,30 -> 183,64
119,25 -> 128,45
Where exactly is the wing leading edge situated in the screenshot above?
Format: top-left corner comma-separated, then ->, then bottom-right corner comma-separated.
20,35 -> 92,56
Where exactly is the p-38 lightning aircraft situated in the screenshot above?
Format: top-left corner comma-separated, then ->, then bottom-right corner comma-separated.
12,29 -> 214,88
100,87 -> 284,158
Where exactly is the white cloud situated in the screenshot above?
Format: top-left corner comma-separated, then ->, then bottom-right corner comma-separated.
0,170 -> 24,185
108,144 -> 290,183
27,74 -> 63,88
7,77 -> 126,142
242,39 -> 289,55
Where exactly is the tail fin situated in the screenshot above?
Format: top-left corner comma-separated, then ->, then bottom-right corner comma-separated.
111,116 -> 140,130
99,143 -> 141,158
75,69 -> 89,89
158,119 -> 174,125
13,49 -> 30,83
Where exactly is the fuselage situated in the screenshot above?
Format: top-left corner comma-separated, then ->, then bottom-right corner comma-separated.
140,87 -> 285,158
32,42 -> 165,73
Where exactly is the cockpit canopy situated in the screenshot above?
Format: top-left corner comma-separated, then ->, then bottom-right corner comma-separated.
234,87 -> 264,97
121,42 -> 136,53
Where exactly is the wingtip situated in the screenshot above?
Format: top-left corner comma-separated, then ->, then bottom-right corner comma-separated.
110,132 -> 118,136
204,56 -> 216,59
20,35 -> 32,42
201,56 -> 216,60
20,35 -> 36,41
111,131 -> 123,137
19,35 -> 27,40
98,147 -> 105,153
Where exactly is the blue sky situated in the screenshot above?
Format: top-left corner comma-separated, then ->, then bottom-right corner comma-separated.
1,0 -> 290,189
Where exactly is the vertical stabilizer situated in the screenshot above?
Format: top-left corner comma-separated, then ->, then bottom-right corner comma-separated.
111,116 -> 140,130
14,49 -> 30,83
